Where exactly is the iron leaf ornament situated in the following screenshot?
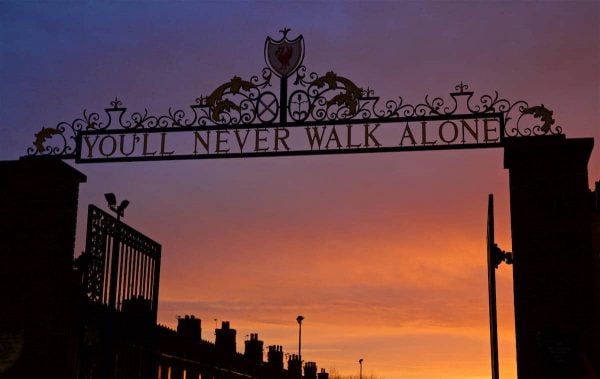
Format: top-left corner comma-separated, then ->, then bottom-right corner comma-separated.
27,30 -> 564,158
521,105 -> 555,133
313,71 -> 363,115
202,76 -> 258,122
33,127 -> 62,154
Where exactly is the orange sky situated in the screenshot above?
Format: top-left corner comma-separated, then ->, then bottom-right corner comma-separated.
1,1 -> 599,378
143,151 -> 518,379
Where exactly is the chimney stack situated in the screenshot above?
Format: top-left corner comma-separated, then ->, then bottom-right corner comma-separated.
177,315 -> 201,343
304,362 -> 317,379
317,368 -> 329,379
288,354 -> 302,379
215,321 -> 236,357
267,345 -> 284,371
244,333 -> 264,364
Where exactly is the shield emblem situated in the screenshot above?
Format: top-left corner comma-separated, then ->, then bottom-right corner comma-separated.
265,31 -> 304,78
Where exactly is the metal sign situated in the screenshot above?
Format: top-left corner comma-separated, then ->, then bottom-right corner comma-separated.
265,28 -> 305,78
26,30 -> 563,163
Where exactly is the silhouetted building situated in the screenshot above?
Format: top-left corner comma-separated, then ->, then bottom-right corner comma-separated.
288,354 -> 302,379
155,321 -> 323,379
177,315 -> 201,343
304,362 -> 317,379
215,321 -> 237,359
122,296 -> 153,322
244,333 -> 264,365
504,136 -> 600,378
317,368 -> 329,379
1,157 -> 86,379
268,345 -> 284,371
593,181 -> 600,349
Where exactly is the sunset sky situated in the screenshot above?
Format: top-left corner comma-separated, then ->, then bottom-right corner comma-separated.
1,2 -> 599,378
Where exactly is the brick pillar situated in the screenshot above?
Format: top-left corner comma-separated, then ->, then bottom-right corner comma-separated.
0,157 -> 86,379
504,136 -> 598,378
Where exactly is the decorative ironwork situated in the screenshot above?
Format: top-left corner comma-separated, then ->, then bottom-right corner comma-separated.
289,70 -> 363,121
26,30 -> 564,159
520,104 -> 556,134
81,205 -> 109,303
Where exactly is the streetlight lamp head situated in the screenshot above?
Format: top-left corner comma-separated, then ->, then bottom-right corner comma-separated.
359,358 -> 364,379
117,199 -> 130,216
104,193 -> 116,207
296,315 -> 304,324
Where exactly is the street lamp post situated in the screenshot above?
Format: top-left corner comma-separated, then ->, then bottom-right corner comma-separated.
296,315 -> 304,378
104,193 -> 129,310
359,358 -> 363,379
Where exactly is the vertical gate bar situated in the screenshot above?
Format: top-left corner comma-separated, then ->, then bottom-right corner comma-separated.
117,243 -> 126,310
133,248 -> 140,297
148,255 -> 153,300
121,244 -> 127,303
138,250 -> 143,297
141,253 -> 145,298
127,246 -> 134,301
152,251 -> 161,322
148,259 -> 155,307
145,255 -> 151,299
99,209 -> 107,302
101,233 -> 107,304
130,248 -> 136,298
125,245 -> 131,303
142,256 -> 148,299
120,245 -> 126,306
139,253 -> 145,299
83,205 -> 94,299
108,219 -> 121,310
103,234 -> 112,305
141,254 -> 148,299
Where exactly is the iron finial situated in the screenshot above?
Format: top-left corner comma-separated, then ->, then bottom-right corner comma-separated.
110,97 -> 122,109
455,81 -> 469,93
279,27 -> 291,38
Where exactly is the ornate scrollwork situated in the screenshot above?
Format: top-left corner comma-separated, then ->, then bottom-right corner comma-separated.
27,108 -> 106,157
518,104 -> 559,135
27,65 -> 563,157
288,66 -> 562,137
286,70 -> 563,138
33,127 -> 63,154
197,68 -> 276,125
288,69 -> 364,122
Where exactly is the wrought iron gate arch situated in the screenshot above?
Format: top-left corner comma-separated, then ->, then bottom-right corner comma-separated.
27,30 -> 563,163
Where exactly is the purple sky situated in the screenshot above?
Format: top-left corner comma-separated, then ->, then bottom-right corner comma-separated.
1,2 -> 598,378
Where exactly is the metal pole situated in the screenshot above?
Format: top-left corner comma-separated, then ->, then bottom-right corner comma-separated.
487,194 -> 500,379
299,323 -> 302,379
297,315 -> 304,379
280,75 -> 288,125
105,212 -> 121,379
299,322 -> 301,360
359,359 -> 363,379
